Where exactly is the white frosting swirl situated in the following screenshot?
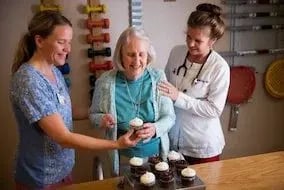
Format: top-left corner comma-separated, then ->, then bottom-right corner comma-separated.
181,167 -> 196,177
129,156 -> 143,166
167,150 -> 181,161
155,161 -> 169,171
129,117 -> 143,129
140,172 -> 155,185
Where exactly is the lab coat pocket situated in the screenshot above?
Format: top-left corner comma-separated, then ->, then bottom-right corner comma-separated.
191,80 -> 209,98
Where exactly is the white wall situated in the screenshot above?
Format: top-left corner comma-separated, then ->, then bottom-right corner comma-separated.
102,0 -> 224,69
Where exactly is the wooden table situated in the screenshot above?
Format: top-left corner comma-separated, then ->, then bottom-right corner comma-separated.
61,151 -> 284,190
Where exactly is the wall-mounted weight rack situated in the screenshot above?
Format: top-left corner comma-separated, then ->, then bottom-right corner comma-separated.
84,0 -> 112,102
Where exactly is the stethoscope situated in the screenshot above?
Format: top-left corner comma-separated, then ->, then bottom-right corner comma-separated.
173,51 -> 208,91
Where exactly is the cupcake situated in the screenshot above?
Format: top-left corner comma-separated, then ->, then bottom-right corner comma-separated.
154,161 -> 169,179
148,156 -> 163,171
181,167 -> 196,186
129,156 -> 143,175
175,159 -> 188,176
140,172 -> 156,189
129,117 -> 143,131
167,150 -> 181,168
158,169 -> 174,188
134,166 -> 147,181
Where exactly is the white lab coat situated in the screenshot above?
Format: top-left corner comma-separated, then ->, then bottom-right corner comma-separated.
165,45 -> 230,158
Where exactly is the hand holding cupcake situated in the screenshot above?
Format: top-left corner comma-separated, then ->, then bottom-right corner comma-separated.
129,117 -> 144,131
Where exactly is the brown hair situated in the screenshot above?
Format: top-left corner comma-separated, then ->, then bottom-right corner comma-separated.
12,11 -> 72,74
187,3 -> 225,40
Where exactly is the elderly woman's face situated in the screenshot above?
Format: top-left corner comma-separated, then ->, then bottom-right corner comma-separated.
121,36 -> 148,80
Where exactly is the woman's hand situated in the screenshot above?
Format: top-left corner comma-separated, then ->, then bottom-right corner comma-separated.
158,81 -> 179,101
135,123 -> 156,139
100,114 -> 115,129
117,129 -> 141,148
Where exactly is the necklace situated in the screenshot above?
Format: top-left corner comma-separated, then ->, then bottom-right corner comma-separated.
124,74 -> 144,118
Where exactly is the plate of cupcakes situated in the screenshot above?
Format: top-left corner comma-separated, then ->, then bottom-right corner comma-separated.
118,151 -> 206,190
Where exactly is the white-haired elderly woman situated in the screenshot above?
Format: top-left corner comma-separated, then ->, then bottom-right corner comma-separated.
89,27 -> 176,176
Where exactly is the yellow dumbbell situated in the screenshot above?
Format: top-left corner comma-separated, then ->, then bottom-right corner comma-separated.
39,4 -> 61,12
85,4 -> 106,14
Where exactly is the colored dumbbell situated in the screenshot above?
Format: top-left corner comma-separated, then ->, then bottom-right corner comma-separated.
89,75 -> 96,87
39,4 -> 61,11
64,77 -> 71,88
89,61 -> 113,73
57,63 -> 70,75
86,18 -> 110,29
88,47 -> 111,58
87,33 -> 110,44
85,4 -> 106,14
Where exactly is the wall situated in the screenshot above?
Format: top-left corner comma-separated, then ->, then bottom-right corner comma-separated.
0,0 -> 283,189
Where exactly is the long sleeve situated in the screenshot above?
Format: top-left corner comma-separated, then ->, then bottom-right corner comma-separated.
174,62 -> 230,118
89,72 -> 113,128
154,71 -> 176,137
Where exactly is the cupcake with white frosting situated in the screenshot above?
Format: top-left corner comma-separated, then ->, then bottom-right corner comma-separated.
129,156 -> 143,175
129,117 -> 143,131
181,167 -> 196,186
167,150 -> 181,168
154,161 -> 169,179
140,172 -> 156,189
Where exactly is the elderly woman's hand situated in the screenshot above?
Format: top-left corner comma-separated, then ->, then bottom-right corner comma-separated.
135,123 -> 156,139
100,114 -> 115,129
158,81 -> 179,101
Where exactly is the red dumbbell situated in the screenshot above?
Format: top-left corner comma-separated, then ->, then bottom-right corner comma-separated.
89,61 -> 113,73
86,18 -> 110,29
87,33 -> 110,44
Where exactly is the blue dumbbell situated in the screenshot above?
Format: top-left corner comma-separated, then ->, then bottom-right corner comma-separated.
64,77 -> 71,88
57,63 -> 70,75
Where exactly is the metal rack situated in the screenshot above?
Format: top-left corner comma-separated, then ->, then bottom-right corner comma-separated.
222,0 -> 284,5
220,48 -> 284,57
222,0 -> 284,59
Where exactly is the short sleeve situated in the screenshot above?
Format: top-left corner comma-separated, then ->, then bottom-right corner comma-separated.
11,72 -> 58,124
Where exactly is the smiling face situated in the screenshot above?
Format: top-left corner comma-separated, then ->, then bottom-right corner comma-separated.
36,25 -> 73,66
186,26 -> 216,62
121,36 -> 149,80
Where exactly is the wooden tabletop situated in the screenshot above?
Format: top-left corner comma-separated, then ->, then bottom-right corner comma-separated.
61,151 -> 284,190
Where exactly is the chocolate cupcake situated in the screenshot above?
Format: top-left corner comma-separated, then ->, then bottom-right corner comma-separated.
129,117 -> 143,131
140,172 -> 156,190
181,167 -> 196,186
129,156 -> 143,175
175,159 -> 188,176
148,156 -> 162,171
134,166 -> 147,181
167,150 -> 182,169
158,169 -> 174,188
154,161 -> 169,179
